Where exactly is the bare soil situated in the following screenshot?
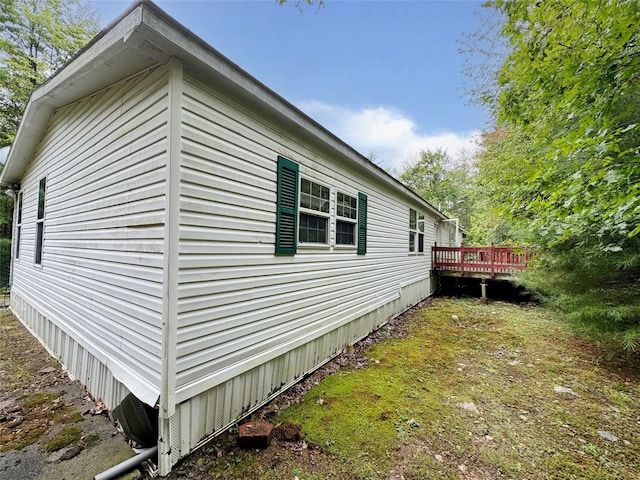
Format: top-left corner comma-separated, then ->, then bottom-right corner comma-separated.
0,309 -> 138,480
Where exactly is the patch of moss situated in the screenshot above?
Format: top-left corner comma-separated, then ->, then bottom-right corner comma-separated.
188,298 -> 640,480
82,433 -> 101,448
54,408 -> 83,424
45,426 -> 82,452
18,392 -> 59,409
0,425 -> 49,452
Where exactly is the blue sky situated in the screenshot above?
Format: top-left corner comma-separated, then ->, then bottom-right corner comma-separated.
91,0 -> 489,169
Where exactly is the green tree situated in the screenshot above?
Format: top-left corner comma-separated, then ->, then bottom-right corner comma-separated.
398,148 -> 474,230
473,0 -> 640,351
0,0 -> 99,147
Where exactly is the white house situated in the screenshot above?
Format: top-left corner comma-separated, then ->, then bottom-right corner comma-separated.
0,1 -> 458,474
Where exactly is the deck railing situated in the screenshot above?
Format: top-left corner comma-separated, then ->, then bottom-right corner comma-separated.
432,243 -> 532,277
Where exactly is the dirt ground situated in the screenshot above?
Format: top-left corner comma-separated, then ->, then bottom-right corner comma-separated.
0,308 -> 141,480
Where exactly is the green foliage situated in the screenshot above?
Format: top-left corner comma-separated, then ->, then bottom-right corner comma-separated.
0,0 -> 100,147
277,0 -> 324,12
522,238 -> 640,352
397,148 -> 474,229
472,0 -> 640,351
0,238 -> 11,289
488,0 -> 640,250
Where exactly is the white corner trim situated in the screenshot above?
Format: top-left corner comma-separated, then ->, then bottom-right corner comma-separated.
159,56 -> 183,420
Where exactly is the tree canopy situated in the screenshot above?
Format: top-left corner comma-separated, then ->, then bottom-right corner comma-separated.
397,148 -> 474,229
473,0 -> 640,351
0,0 -> 100,147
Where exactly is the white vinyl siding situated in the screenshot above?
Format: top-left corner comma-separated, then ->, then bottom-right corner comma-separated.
10,65 -> 170,404
175,74 -> 435,401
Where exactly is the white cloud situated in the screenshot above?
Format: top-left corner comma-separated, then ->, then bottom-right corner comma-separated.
298,100 -> 480,170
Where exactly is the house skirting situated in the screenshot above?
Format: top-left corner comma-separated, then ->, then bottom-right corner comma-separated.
10,291 -> 132,411
10,275 -> 433,474
166,276 -> 433,469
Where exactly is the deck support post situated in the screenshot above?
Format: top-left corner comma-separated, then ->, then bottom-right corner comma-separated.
480,281 -> 488,304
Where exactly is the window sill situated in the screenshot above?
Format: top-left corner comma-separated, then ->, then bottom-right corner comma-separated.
298,243 -> 331,250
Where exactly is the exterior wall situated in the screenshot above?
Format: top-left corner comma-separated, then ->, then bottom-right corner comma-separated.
168,73 -> 440,465
169,283 -> 426,465
10,65 -> 170,407
436,221 -> 458,247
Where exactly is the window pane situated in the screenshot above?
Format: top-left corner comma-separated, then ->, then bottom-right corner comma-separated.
418,233 -> 424,253
35,222 -> 44,264
17,192 -> 23,223
409,209 -> 416,230
337,192 -> 357,219
37,178 -> 46,220
301,178 -> 311,194
409,232 -> 415,252
15,225 -> 20,259
300,178 -> 330,213
320,185 -> 329,213
299,213 -> 327,244
300,193 -> 310,209
336,220 -> 355,245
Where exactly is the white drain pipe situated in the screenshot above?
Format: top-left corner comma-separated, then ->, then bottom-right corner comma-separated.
94,446 -> 158,480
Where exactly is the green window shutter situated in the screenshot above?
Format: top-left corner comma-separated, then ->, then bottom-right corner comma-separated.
357,192 -> 367,255
276,156 -> 299,254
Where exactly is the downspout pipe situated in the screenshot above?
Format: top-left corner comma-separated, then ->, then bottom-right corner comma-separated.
94,446 -> 158,480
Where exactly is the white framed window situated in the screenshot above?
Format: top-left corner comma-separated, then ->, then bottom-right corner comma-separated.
35,177 -> 46,265
276,156 -> 367,255
335,192 -> 357,247
15,191 -> 22,259
418,212 -> 425,254
409,208 -> 417,253
299,177 -> 330,245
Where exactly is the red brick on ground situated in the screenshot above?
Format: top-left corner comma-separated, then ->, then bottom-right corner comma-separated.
237,421 -> 274,449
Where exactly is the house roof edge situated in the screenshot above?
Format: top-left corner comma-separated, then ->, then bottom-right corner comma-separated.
1,0 -> 448,220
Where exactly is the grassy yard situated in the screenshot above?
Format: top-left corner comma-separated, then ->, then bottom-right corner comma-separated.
168,298 -> 640,480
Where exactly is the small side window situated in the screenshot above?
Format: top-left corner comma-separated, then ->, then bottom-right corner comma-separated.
15,191 -> 22,259
409,208 -> 417,253
336,192 -> 357,246
418,213 -> 425,254
35,178 -> 46,265
299,178 -> 330,245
